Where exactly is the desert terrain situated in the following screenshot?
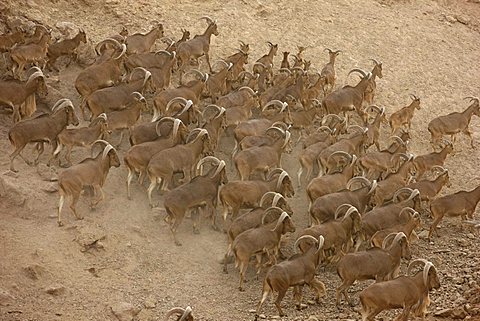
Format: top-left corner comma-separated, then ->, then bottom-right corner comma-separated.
0,0 -> 479,320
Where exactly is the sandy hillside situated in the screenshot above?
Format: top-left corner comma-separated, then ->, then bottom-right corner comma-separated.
0,0 -> 480,321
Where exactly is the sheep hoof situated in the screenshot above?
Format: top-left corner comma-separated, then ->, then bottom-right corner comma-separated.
174,241 -> 182,246
211,224 -> 220,232
193,228 -> 200,235
57,221 -> 64,227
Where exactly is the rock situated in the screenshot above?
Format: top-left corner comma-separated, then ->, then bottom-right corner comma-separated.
110,302 -> 141,321
452,307 -> 468,319
75,226 -> 107,252
444,14 -> 457,23
55,21 -> 78,38
0,289 -> 14,305
23,264 -> 46,280
37,164 -> 58,182
307,299 -> 316,305
258,314 -> 266,319
467,233 -> 475,239
42,183 -> 58,193
45,285 -> 66,296
144,296 -> 156,309
435,308 -> 453,317
3,170 -> 18,178
0,176 -> 27,207
307,316 -> 319,321
418,230 -> 429,239
454,277 -> 464,284
455,15 -> 470,25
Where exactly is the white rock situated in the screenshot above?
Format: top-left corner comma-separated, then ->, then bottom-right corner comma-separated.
110,302 -> 141,321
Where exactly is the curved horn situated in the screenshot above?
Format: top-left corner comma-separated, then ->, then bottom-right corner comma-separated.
282,131 -> 291,148
346,176 -> 371,191
265,126 -> 285,138
348,68 -> 367,78
266,167 -> 285,180
196,156 -> 221,175
382,232 -> 407,249
422,262 -> 435,287
366,105 -> 382,114
179,306 -> 192,321
328,151 -> 351,162
321,113 -> 343,125
113,43 -> 127,60
96,113 -> 107,122
294,235 -> 318,253
155,116 -> 176,136
390,135 -> 406,145
431,165 -> 447,175
316,126 -> 333,134
166,97 -> 190,113
279,68 -> 292,74
95,38 -> 121,55
262,100 -> 288,112
155,49 -> 172,56
334,203 -> 354,220
184,68 -> 205,81
90,139 -> 110,158
131,91 -> 146,102
52,99 -> 74,113
370,58 -> 380,65
238,86 -> 256,96
259,192 -> 283,208
199,16 -> 214,25
129,67 -> 148,81
213,59 -> 229,70
270,121 -> 289,131
102,144 -> 116,159
270,212 -> 290,232
164,307 -> 186,321
176,100 -> 194,117
276,170 -> 290,190
261,207 -> 284,225
342,205 -> 359,221
464,96 -> 479,104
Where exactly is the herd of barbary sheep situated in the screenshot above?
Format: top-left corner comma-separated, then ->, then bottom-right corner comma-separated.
1,15 -> 479,321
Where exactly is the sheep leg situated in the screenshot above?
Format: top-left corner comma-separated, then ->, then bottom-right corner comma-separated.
9,143 -> 27,172
30,142 -> 45,165
293,286 -> 305,310
47,141 -> 59,167
273,289 -> 287,316
254,253 -> 263,279
204,52 -> 213,73
309,277 -> 326,303
57,194 -> 65,226
255,284 -> 271,316
191,208 -> 200,234
147,179 -> 157,207
296,166 -> 303,187
126,167 -> 134,200
160,174 -> 172,193
223,244 -> 232,274
395,305 -> 412,321
169,212 -> 184,246
208,201 -> 219,231
70,192 -> 82,220
238,261 -> 247,291
116,130 -> 125,148
463,128 -> 475,148
336,279 -> 354,306
90,185 -> 105,210
428,215 -> 443,240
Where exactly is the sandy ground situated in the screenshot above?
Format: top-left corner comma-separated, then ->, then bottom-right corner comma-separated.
0,0 -> 480,320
